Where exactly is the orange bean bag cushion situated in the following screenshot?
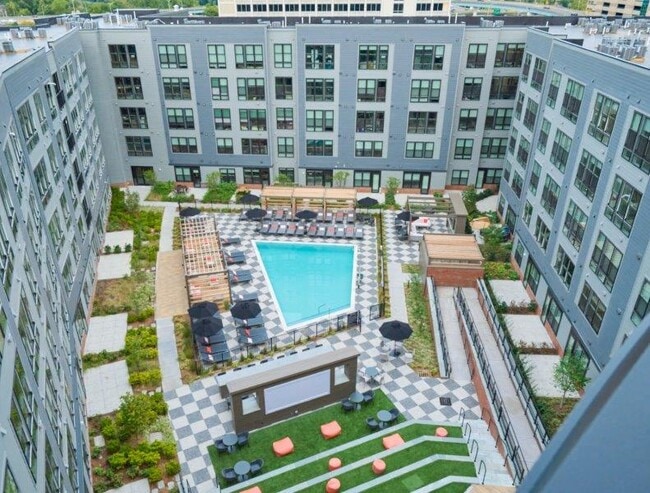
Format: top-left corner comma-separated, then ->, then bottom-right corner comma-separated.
328,457 -> 342,471
240,488 -> 262,493
325,478 -> 341,493
435,427 -> 449,437
372,459 -> 386,475
272,437 -> 294,457
382,433 -> 405,450
320,421 -> 342,440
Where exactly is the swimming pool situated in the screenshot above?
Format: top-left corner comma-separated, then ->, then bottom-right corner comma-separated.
253,241 -> 356,328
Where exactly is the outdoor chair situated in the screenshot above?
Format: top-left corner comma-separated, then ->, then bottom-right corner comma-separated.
225,252 -> 246,265
296,224 -> 306,236
326,226 -> 336,238
335,211 -> 345,223
222,237 -> 241,246
215,439 -> 229,454
268,223 -> 280,235
234,314 -> 264,328
286,223 -> 297,235
307,224 -> 318,236
259,223 -> 271,234
362,390 -> 375,404
341,399 -> 355,412
345,226 -> 355,239
366,417 -> 380,432
221,467 -> 237,484
237,431 -> 250,448
277,223 -> 288,235
238,326 -> 269,345
335,227 -> 345,238
388,408 -> 400,422
347,212 -> 356,223
233,292 -> 259,303
355,227 -> 364,240
195,332 -> 226,346
250,458 -> 264,476
316,226 -> 326,237
325,212 -> 334,222
230,270 -> 252,284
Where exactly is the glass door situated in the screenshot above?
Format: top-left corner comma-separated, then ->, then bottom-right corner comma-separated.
419,174 -> 430,194
371,172 -> 381,193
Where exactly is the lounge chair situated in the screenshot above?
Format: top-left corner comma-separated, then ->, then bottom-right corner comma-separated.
325,226 -> 336,238
341,399 -> 355,412
237,431 -> 250,448
355,227 -> 364,239
345,226 -> 355,239
272,209 -> 285,221
335,211 -> 345,223
317,212 -> 324,222
366,417 -> 380,432
286,223 -> 297,235
221,467 -> 237,484
307,224 -> 318,237
221,237 -> 241,246
316,226 -> 326,237
230,270 -> 253,284
285,211 -> 293,221
198,341 -> 229,356
277,223 -> 288,235
259,223 -> 271,234
268,222 -> 280,235
250,458 -> 264,476
232,291 -> 258,303
296,224 -> 306,236
335,226 -> 345,238
195,332 -> 226,345
238,326 -> 268,345
225,252 -> 246,265
347,211 -> 356,223
200,350 -> 231,364
325,212 -> 333,222
234,314 -> 264,328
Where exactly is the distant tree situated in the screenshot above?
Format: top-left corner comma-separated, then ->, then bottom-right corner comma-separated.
553,353 -> 590,408
203,4 -> 218,15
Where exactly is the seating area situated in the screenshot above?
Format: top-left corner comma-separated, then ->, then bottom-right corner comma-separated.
272,437 -> 294,457
320,421 -> 342,440
259,221 -> 364,239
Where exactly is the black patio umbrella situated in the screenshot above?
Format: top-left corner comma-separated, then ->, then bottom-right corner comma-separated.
188,301 -> 220,322
295,209 -> 318,221
239,193 -> 260,205
357,197 -> 378,209
379,320 -> 413,357
396,211 -> 417,222
245,208 -> 267,220
230,301 -> 261,320
192,317 -> 224,337
180,207 -> 201,218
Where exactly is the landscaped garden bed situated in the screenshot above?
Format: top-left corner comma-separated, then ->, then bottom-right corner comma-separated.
404,272 -> 439,377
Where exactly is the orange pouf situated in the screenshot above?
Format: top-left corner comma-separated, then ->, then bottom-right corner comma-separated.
272,437 -> 295,457
328,457 -> 342,471
240,488 -> 262,493
435,427 -> 449,438
382,433 -> 405,450
325,478 -> 341,493
321,421 -> 342,440
372,459 -> 386,475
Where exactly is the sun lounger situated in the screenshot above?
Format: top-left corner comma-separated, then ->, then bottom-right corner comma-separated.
195,332 -> 226,346
199,348 -> 231,364
347,211 -> 356,223
238,326 -> 268,345
335,226 -> 345,238
277,223 -> 288,235
232,291 -> 258,303
268,222 -> 280,235
317,212 -> 324,222
225,251 -> 246,264
221,237 -> 241,246
260,223 -> 271,234
335,211 -> 345,223
296,224 -> 306,236
326,226 -> 336,238
272,209 -> 284,221
285,211 -> 293,221
198,341 -> 229,357
307,224 -> 318,237
230,270 -> 252,284
234,314 -> 264,328
355,227 -> 364,239
286,223 -> 297,235
316,226 -> 326,237
345,226 -> 355,239
325,212 -> 333,222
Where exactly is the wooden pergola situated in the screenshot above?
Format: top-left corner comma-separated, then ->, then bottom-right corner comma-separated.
419,233 -> 484,287
180,215 -> 231,309
260,186 -> 357,213
405,191 -> 467,234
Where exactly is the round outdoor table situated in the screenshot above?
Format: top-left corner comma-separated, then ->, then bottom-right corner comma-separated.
234,460 -> 251,481
349,391 -> 364,410
377,410 -> 393,429
222,433 -> 238,452
365,366 -> 380,382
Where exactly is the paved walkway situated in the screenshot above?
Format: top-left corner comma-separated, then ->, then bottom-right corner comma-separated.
387,262 -> 410,322
156,317 -> 183,392
461,288 -> 543,470
159,205 -> 176,253
155,250 -> 188,318
437,287 -> 472,383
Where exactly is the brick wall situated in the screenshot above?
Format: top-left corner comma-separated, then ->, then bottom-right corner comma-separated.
427,266 -> 484,288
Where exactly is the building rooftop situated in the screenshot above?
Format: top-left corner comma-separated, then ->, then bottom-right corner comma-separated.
0,23 -> 70,72
422,233 -> 484,264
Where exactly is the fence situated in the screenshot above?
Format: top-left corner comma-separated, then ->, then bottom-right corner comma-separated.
476,279 -> 550,447
426,277 -> 451,378
454,287 -> 528,485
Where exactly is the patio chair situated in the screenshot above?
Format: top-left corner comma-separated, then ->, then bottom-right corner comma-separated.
250,458 -> 264,476
221,467 -> 237,484
296,224 -> 306,236
316,226 -> 326,237
215,439 -> 229,454
363,390 -> 375,404
366,417 -> 380,432
286,223 -> 297,235
325,212 -> 334,222
335,211 -> 345,223
345,226 -> 355,239
238,327 -> 269,345
237,431 -> 250,448
232,291 -> 259,303
388,408 -> 400,422
307,223 -> 318,236
325,226 -> 336,238
259,223 -> 271,234
341,399 -> 355,412
225,252 -> 246,265
234,314 -> 264,328
221,237 -> 241,246
230,270 -> 252,284
272,209 -> 285,221
277,223 -> 288,235
347,211 -> 356,223
195,332 -> 226,346
354,227 -> 364,240
335,226 -> 345,238
268,222 -> 280,235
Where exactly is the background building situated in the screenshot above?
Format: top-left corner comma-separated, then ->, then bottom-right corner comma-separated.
0,25 -> 110,492
587,0 -> 647,17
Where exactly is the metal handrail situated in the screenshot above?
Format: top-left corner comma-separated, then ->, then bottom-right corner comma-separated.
478,459 -> 487,484
470,438 -> 480,461
428,277 -> 452,377
464,421 -> 473,443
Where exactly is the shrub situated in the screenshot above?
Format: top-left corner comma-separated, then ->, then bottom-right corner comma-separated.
151,440 -> 178,459
150,393 -> 168,415
145,467 -> 163,483
91,446 -> 102,459
152,181 -> 175,197
113,245 -> 122,254
166,460 -> 181,476
108,452 -> 128,470
115,394 -> 160,441
203,182 -> 237,204
124,243 -> 132,253
106,439 -> 121,454
124,191 -> 140,214
104,245 -> 112,255
100,417 -> 118,439
205,171 -> 221,190
129,369 -> 162,387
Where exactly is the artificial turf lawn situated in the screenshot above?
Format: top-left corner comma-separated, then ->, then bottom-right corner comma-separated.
435,482 -> 477,493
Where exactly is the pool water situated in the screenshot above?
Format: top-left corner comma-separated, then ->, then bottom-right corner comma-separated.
254,241 -> 356,328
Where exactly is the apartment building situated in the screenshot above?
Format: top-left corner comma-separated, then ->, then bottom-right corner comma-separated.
0,25 -> 110,492
587,0 -> 647,17
498,23 -> 650,377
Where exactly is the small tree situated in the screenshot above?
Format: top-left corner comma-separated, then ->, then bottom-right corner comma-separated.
203,5 -> 219,16
123,190 -> 140,214
553,353 -> 590,408
115,394 -> 158,441
384,177 -> 400,207
142,169 -> 156,185
206,171 -> 221,191
275,173 -> 294,186
333,170 -> 349,187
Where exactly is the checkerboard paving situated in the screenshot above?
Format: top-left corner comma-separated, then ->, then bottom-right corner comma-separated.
383,210 -> 449,264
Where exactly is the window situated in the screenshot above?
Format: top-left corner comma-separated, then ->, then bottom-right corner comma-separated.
237,78 -> 265,101
277,137 -> 294,157
239,109 -> 267,131
494,43 -> 525,67
408,111 -> 437,134
16,103 -> 38,153
243,168 -> 270,185
306,139 -> 333,156
561,79 -> 585,124
410,79 -> 440,103
125,136 -> 152,156
605,176 -> 641,236
276,108 -> 294,129
357,111 -> 385,133
575,150 -> 602,200
478,168 -> 502,186
171,137 -> 198,153
355,140 -> 383,157
546,71 -> 561,108
278,168 -> 295,183
274,44 -> 292,68
588,93 -> 619,145
521,53 -> 531,83
210,78 -> 229,100
413,45 -> 445,70
406,142 -> 434,158
403,172 -> 424,188
563,200 -> 588,250
217,138 -> 233,154
275,77 -> 293,100
207,44 -> 226,69
466,43 -> 488,68
120,107 -> 148,129
631,280 -> 650,326
235,44 -> 264,69
162,77 -> 191,100
511,171 -> 523,197
514,92 -> 525,121
241,138 -> 268,155
354,171 -> 377,187
534,217 -> 550,250
11,357 -> 38,477
530,58 -> 547,91
590,232 -> 622,291
485,108 -> 512,130
462,77 -> 482,101
480,138 -> 507,159
34,160 -> 51,207
622,111 -> 650,173
454,139 -> 473,160
214,108 -> 232,130
458,109 -> 478,131
524,259 -> 541,293
555,247 -> 575,287
550,130 -> 572,172
578,282 -> 606,333
158,44 -> 187,69
522,200 -> 533,225
514,241 -> 525,266
357,79 -> 387,102
523,99 -> 539,131
115,77 -> 143,99
451,170 -> 469,185
306,45 -> 334,69
393,2 -> 403,12
542,293 -> 563,334
306,110 -> 334,132
416,2 -> 431,10
537,118 -> 551,153
306,79 -> 334,101
109,44 -> 138,68
219,168 -> 236,182
301,3 -> 315,11
516,137 -> 530,168
358,45 -> 389,70
167,108 -> 194,129
489,76 -> 518,100
540,175 -> 560,216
